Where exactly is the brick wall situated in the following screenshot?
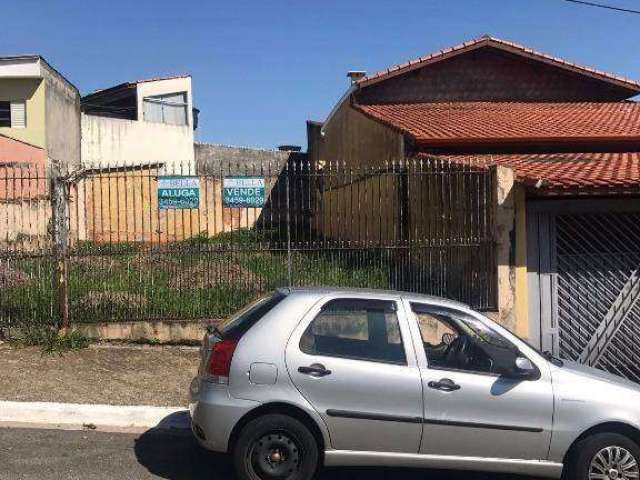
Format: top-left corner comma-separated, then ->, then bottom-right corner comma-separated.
356,47 -> 631,104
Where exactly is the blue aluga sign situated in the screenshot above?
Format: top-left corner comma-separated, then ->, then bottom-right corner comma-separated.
223,177 -> 266,208
157,176 -> 200,209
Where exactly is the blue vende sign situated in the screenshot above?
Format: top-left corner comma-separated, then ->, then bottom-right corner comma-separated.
223,177 -> 265,208
158,176 -> 200,209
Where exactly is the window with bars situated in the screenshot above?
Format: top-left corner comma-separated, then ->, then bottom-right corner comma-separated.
0,101 -> 26,128
142,92 -> 188,126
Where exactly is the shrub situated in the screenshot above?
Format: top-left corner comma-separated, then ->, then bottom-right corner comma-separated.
11,326 -> 91,354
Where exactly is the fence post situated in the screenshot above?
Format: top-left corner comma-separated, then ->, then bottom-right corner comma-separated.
286,161 -> 292,286
50,169 -> 70,331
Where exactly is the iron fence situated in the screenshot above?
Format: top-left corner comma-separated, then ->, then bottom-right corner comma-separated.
1,156 -> 496,329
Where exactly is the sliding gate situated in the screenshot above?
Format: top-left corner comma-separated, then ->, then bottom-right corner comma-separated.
529,200 -> 640,382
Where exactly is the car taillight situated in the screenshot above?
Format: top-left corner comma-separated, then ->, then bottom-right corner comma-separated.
207,339 -> 238,380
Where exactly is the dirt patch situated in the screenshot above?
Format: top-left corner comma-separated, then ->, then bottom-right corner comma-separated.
0,343 -> 199,406
77,291 -> 149,310
168,261 -> 259,289
130,254 -> 179,272
70,255 -> 122,272
0,265 -> 30,289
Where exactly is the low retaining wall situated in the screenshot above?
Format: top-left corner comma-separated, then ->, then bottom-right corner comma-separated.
73,319 -> 221,344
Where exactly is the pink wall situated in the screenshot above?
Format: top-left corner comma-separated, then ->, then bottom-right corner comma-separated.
0,134 -> 47,200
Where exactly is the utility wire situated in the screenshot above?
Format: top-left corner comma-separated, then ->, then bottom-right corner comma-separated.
564,0 -> 640,14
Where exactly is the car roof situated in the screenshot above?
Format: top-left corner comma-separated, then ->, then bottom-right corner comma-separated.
278,286 -> 470,309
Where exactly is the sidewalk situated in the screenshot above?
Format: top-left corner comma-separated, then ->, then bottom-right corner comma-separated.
0,342 -> 199,407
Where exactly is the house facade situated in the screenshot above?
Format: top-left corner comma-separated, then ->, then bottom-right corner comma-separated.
0,55 -> 80,246
80,75 -> 197,172
0,55 -> 81,170
308,36 -> 640,380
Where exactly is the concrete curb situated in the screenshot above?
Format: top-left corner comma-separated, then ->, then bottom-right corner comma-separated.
0,401 -> 190,433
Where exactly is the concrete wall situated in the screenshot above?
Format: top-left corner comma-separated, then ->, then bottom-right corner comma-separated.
314,100 -> 404,169
0,78 -> 45,148
74,319 -> 213,344
42,62 -> 81,170
0,200 -> 50,248
514,187 -> 529,339
82,77 -> 195,171
74,169 -> 269,244
72,143 -> 302,244
486,165 -> 518,332
0,138 -> 49,249
81,113 -> 195,171
195,143 -> 291,175
308,100 -> 404,242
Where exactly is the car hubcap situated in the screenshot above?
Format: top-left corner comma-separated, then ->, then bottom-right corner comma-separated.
250,432 -> 300,479
589,446 -> 639,480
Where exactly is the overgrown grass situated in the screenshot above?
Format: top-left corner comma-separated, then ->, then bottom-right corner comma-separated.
9,325 -> 91,354
2,230 -> 390,325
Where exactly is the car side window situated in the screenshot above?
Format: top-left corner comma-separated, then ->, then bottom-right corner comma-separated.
412,303 -> 515,375
300,298 -> 406,365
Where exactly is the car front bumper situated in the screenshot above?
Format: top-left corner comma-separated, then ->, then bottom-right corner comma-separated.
189,376 -> 260,453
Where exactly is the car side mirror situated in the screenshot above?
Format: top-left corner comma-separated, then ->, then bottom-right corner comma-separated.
506,356 -> 539,380
515,356 -> 535,373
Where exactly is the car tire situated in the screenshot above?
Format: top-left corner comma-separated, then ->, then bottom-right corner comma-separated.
232,414 -> 319,480
568,432 -> 640,480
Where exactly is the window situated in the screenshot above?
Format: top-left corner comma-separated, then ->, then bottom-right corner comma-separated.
218,291 -> 286,340
143,92 -> 188,126
300,299 -> 405,365
412,303 -> 516,375
0,101 -> 25,128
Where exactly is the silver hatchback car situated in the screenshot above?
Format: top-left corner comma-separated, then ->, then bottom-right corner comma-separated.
190,287 -> 640,480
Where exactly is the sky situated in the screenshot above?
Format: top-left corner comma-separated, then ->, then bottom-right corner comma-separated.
3,0 -> 639,150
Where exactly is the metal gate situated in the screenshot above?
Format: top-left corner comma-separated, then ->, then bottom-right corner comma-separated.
529,200 -> 640,382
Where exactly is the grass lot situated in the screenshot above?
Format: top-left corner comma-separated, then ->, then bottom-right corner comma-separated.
2,231 -> 389,326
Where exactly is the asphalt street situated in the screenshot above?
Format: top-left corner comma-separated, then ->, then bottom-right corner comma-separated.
0,427 -> 541,480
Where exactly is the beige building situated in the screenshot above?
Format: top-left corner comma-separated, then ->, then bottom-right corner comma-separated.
80,75 -> 197,172
0,55 -> 80,247
0,55 -> 81,170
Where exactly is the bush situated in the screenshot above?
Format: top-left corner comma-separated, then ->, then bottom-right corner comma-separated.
12,326 -> 91,354
41,330 -> 91,354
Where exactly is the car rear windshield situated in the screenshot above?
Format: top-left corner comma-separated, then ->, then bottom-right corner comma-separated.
218,291 -> 286,339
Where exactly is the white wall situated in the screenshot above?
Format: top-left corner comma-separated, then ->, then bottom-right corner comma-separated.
136,76 -> 194,126
81,114 -> 195,172
81,76 -> 195,172
0,57 -> 41,79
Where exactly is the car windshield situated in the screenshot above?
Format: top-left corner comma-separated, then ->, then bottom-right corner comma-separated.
459,315 -> 515,350
425,307 -> 515,351
475,312 -> 564,366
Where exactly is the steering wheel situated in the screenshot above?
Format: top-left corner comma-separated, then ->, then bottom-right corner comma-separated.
444,335 -> 472,370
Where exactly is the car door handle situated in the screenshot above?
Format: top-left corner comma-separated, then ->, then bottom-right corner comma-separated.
298,364 -> 332,377
428,378 -> 461,392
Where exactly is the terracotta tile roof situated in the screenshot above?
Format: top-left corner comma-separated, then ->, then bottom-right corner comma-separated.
420,152 -> 640,193
355,101 -> 640,148
357,35 -> 640,93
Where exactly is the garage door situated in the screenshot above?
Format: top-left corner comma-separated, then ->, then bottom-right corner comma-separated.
528,201 -> 640,383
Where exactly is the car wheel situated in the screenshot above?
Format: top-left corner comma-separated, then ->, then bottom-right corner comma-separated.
569,432 -> 640,480
232,414 -> 319,480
